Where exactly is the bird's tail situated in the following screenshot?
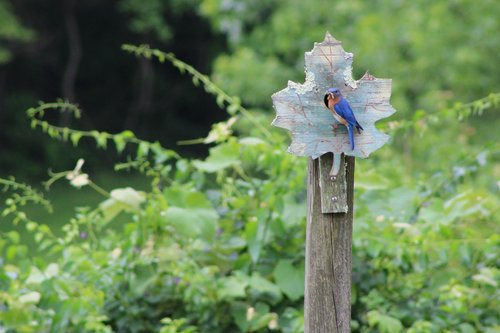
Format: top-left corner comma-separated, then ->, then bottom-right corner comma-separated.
356,122 -> 364,134
348,124 -> 355,150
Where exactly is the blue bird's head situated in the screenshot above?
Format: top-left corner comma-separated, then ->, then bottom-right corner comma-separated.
323,87 -> 341,107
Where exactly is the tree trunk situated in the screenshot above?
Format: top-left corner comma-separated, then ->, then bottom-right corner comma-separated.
60,0 -> 81,126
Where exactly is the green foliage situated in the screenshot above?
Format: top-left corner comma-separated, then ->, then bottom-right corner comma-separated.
0,47 -> 498,333
121,44 -> 273,140
119,0 -> 199,41
119,0 -> 173,41
27,100 -> 179,188
0,177 -> 52,224
199,0 -> 500,113
0,0 -> 34,63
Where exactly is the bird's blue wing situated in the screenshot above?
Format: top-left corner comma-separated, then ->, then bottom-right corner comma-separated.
333,98 -> 358,126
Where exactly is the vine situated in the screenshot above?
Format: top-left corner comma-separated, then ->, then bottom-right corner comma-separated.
26,100 -> 179,183
122,44 -> 274,141
0,176 -> 52,224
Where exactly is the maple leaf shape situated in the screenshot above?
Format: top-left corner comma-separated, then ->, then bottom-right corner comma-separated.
272,32 -> 396,159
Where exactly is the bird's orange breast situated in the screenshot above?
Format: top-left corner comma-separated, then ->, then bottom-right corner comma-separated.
328,95 -> 341,108
327,95 -> 347,125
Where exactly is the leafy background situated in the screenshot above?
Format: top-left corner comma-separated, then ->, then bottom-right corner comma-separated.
0,0 -> 499,332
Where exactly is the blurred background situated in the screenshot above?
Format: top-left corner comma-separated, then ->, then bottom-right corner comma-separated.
0,0 -> 499,331
1,0 -> 499,179
1,0 -> 227,179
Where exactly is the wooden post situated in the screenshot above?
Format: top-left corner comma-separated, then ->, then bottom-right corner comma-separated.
271,32 -> 395,333
305,154 -> 354,333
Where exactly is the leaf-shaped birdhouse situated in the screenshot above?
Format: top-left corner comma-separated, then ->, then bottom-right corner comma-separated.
272,32 -> 396,159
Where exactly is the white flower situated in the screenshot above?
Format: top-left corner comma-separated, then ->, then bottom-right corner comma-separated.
246,307 -> 255,321
70,174 -> 89,187
74,158 -> 84,172
111,248 -> 122,259
66,159 -> 89,188
268,318 -> 278,330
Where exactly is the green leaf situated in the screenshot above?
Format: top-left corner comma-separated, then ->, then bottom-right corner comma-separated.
44,263 -> 59,278
472,267 -> 498,287
25,267 -> 45,284
218,274 -> 248,299
458,323 -> 476,333
70,132 -> 82,146
130,264 -> 157,296
62,127 -> 69,141
111,187 -> 145,209
367,311 -> 403,333
249,303 -> 275,332
231,302 -> 251,332
227,103 -> 239,114
249,273 -> 282,303
40,120 -> 48,132
282,194 -> 306,228
245,219 -> 261,263
216,94 -> 225,107
100,187 -> 145,221
18,291 -> 41,304
0,308 -> 30,326
120,130 -> 135,139
230,301 -> 276,333
273,260 -> 304,301
239,137 -> 266,146
193,140 -> 240,172
114,136 -> 126,153
163,186 -> 218,240
137,141 -> 149,157
96,132 -> 108,148
6,231 -> 20,244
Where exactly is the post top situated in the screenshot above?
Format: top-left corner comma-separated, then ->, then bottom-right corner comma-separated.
322,31 -> 341,45
271,32 -> 396,159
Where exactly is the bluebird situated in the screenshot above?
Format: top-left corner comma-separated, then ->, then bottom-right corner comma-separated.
323,88 -> 364,150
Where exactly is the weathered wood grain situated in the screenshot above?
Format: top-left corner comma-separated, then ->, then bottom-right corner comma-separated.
271,32 -> 395,159
305,156 -> 354,333
319,153 -> 348,213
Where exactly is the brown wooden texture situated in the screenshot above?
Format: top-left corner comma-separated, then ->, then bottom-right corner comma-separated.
319,153 -> 348,213
305,155 -> 354,333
